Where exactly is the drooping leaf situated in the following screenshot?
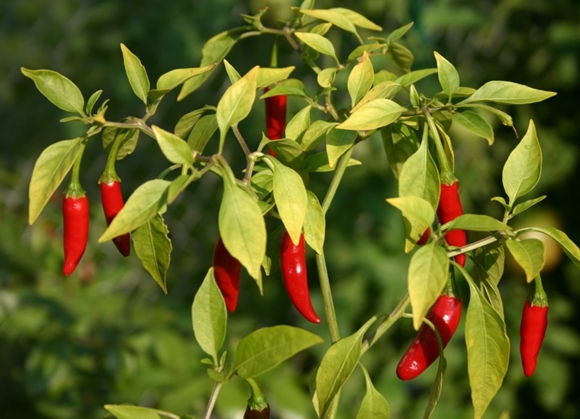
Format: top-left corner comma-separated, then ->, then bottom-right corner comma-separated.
133,214 -> 172,294
152,126 -> 193,166
21,68 -> 85,114
443,214 -> 510,233
387,196 -> 435,252
355,365 -> 390,419
338,99 -> 406,131
459,81 -> 556,105
505,239 -> 545,282
304,191 -> 326,254
28,138 -> 83,224
528,227 -> 580,269
295,32 -> 338,63
326,129 -> 357,168
104,405 -> 161,419
453,111 -> 495,145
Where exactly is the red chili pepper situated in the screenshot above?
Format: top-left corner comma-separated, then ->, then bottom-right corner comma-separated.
62,195 -> 89,276
396,294 -> 462,380
264,86 -> 287,156
417,228 -> 431,245
520,300 -> 548,377
99,180 -> 131,257
213,237 -> 241,312
437,181 -> 467,266
243,405 -> 270,419
280,231 -> 321,324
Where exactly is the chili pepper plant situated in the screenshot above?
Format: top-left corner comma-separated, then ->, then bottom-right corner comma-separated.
22,1 -> 580,418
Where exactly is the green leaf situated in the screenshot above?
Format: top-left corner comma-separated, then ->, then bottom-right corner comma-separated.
423,345 -> 446,419
260,79 -> 308,98
216,66 -> 259,142
120,43 -> 150,104
528,227 -> 580,269
338,99 -> 406,131
502,120 -> 542,204
399,135 -> 440,209
219,164 -> 266,280
192,268 -> 227,362
304,191 -> 326,254
302,152 -> 362,173
453,111 -> 495,145
326,129 -> 357,168
387,42 -> 414,73
300,120 -> 338,152
351,81 -> 401,113
133,214 -> 172,294
348,52 -> 374,107
99,179 -> 171,243
234,326 -> 323,378
156,65 -> 216,91
457,103 -> 513,127
434,52 -> 460,97
174,108 -> 209,139
396,68 -> 438,87
443,214 -> 511,232
505,239 -> 545,282
408,243 -> 450,330
152,126 -> 193,166
265,156 -> 308,245
295,32 -> 338,63
286,105 -> 311,140
464,272 -> 510,419
459,81 -> 556,105
331,8 -> 382,31
223,59 -> 241,84
387,22 -> 414,42
300,9 -> 358,37
21,68 -> 85,114
317,67 -> 338,88
316,317 -> 376,417
387,196 -> 435,253
104,405 -> 161,419
28,138 -> 83,224
102,127 -> 139,160
256,66 -> 296,89
355,365 -> 390,419
471,234 -> 505,318
85,89 -> 102,115
188,114 -> 218,154
511,195 -> 546,217
381,123 -> 420,179
178,28 -> 242,100
265,138 -> 304,170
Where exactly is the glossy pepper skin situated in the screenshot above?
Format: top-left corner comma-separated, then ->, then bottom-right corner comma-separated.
264,86 -> 287,156
396,294 -> 462,380
213,237 -> 241,312
99,180 -> 131,257
243,404 -> 270,419
520,300 -> 548,377
62,195 -> 89,276
437,181 -> 467,266
280,231 -> 321,324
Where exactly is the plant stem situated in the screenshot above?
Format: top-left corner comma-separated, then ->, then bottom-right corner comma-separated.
321,145 -> 355,214
103,119 -> 155,139
361,293 -> 410,354
316,251 -> 340,343
203,382 -> 223,419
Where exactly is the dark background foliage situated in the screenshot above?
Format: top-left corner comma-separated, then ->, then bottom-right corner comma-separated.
1,0 -> 579,418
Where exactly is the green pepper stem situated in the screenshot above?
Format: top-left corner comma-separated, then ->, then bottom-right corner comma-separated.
531,274 -> 549,307
65,139 -> 87,198
244,377 -> 269,411
316,251 -> 340,343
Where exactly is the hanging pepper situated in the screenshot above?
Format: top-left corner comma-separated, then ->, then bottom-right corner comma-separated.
99,180 -> 131,256
520,275 -> 549,377
213,236 -> 241,312
62,193 -> 90,276
437,181 -> 467,266
396,293 -> 462,380
280,231 -> 321,324
264,86 -> 287,156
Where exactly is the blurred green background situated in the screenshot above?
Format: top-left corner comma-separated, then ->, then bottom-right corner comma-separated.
1,0 -> 579,418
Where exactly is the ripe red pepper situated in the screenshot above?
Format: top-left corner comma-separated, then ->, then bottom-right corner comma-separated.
520,300 -> 548,377
396,294 -> 462,380
99,180 -> 131,257
437,181 -> 467,266
213,237 -> 241,312
243,404 -> 270,419
417,228 -> 431,245
264,86 -> 287,156
280,231 -> 321,324
62,194 -> 89,276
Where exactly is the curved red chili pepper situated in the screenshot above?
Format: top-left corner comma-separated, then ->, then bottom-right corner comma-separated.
520,300 -> 548,377
417,227 -> 431,245
213,237 -> 242,312
437,181 -> 467,266
62,195 -> 89,276
100,180 -> 131,257
396,294 -> 462,380
280,231 -> 321,324
264,86 -> 287,156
